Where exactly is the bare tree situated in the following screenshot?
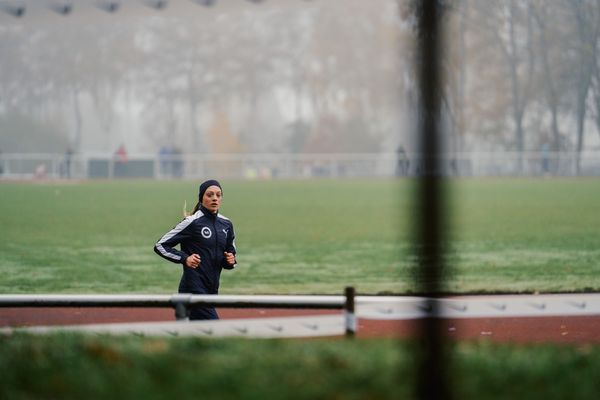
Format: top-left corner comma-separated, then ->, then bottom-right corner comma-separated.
570,0 -> 600,174
531,1 -> 564,153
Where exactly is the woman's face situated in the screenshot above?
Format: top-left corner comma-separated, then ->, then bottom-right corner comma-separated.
201,185 -> 222,213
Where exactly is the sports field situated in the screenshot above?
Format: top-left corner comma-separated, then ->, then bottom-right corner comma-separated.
1,178 -> 600,399
0,178 -> 599,295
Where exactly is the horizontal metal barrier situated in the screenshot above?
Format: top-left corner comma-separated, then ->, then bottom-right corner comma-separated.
3,293 -> 599,315
0,294 -> 346,309
355,293 -> 600,320
0,288 -> 358,337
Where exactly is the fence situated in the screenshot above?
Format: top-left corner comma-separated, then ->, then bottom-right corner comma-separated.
2,151 -> 600,180
2,292 -> 599,338
0,288 -> 359,338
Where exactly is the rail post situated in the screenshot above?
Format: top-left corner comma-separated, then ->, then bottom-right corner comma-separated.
171,294 -> 191,321
344,286 -> 356,338
174,303 -> 189,321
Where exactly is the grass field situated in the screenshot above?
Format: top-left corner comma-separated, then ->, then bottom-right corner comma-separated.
1,334 -> 599,400
0,178 -> 599,294
1,178 -> 600,399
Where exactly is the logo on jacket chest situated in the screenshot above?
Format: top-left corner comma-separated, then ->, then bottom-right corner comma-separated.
201,227 -> 213,239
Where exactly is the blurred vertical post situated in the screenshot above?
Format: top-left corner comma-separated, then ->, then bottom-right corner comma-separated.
413,1 -> 451,399
344,286 -> 356,338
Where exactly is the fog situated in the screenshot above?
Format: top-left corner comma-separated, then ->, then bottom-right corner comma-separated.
1,0 -> 600,173
0,0 -> 408,156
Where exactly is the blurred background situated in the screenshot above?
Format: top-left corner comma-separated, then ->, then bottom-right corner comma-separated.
1,4 -> 600,398
1,0 -> 599,179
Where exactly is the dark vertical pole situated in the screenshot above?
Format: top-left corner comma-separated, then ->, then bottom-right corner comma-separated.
344,286 -> 356,338
415,1 -> 451,400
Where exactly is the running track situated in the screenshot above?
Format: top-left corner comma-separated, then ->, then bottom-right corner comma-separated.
1,307 -> 599,343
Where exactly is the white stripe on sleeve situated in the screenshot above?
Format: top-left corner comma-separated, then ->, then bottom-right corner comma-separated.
155,211 -> 203,261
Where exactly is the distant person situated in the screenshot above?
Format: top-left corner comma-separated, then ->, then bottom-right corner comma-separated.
541,141 -> 550,175
158,145 -> 171,177
62,147 -> 74,179
114,144 -> 128,178
115,144 -> 128,163
396,145 -> 410,176
171,146 -> 183,178
153,179 -> 237,320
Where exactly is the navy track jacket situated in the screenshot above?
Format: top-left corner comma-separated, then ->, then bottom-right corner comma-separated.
154,205 -> 237,295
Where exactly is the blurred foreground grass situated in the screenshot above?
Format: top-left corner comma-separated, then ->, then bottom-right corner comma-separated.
0,334 -> 599,400
0,178 -> 598,294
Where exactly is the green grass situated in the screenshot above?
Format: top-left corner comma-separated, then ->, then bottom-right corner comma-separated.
447,178 -> 600,293
0,178 -> 599,294
1,179 -> 600,400
0,334 -> 599,400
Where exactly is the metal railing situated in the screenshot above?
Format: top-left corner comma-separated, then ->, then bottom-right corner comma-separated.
2,151 -> 600,180
0,287 -> 358,338
2,292 -> 600,338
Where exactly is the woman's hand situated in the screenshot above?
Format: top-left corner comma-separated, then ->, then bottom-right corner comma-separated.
224,252 -> 236,266
185,254 -> 201,268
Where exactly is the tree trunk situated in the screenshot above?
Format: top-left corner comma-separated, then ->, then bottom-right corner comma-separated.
571,1 -> 599,175
71,87 -> 83,152
507,0 -> 526,173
